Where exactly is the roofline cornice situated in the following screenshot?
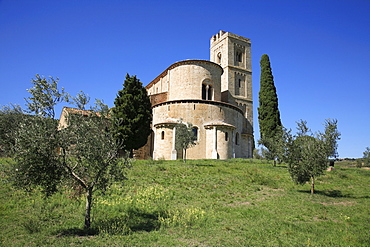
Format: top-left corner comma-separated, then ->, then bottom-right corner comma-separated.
146,59 -> 223,90
152,99 -> 244,115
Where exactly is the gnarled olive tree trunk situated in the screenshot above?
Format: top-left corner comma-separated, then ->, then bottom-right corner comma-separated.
85,187 -> 93,229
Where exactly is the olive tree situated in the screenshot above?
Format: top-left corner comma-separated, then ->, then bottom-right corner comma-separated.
175,120 -> 197,163
25,74 -> 67,118
363,147 -> 370,167
57,110 -> 128,228
70,90 -> 90,110
12,74 -> 129,229
0,104 -> 25,156
282,119 -> 340,194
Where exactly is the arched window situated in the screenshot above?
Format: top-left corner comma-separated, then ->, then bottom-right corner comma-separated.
207,85 -> 212,100
202,84 -> 213,100
225,131 -> 229,141
192,127 -> 198,141
235,49 -> 244,67
217,52 -> 222,64
236,51 -> 243,62
161,131 -> 165,140
202,84 -> 207,100
235,132 -> 239,145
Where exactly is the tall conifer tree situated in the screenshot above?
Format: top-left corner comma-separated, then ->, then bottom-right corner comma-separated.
258,54 -> 282,151
112,74 -> 152,154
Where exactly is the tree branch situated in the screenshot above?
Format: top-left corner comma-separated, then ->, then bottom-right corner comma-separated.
61,147 -> 88,189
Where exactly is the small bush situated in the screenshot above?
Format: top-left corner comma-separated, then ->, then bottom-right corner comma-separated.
356,159 -> 363,168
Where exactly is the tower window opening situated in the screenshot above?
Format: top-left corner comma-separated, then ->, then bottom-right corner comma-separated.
217,52 -> 222,64
245,78 -> 248,97
236,51 -> 243,62
235,132 -> 239,145
235,75 -> 246,96
225,132 -> 229,141
161,131 -> 165,140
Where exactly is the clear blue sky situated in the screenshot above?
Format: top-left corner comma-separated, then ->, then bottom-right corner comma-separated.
1,0 -> 369,158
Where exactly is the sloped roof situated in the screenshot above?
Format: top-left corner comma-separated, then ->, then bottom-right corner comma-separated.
204,122 -> 236,129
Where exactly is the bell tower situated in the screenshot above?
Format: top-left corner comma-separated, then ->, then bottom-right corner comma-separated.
210,31 -> 253,135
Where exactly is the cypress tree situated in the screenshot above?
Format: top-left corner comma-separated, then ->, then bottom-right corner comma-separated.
112,74 -> 152,154
258,54 -> 282,149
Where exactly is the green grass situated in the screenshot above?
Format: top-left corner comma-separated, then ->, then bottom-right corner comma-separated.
1,158 -> 369,246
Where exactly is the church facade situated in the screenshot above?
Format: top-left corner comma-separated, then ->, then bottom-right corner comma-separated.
140,31 -> 254,160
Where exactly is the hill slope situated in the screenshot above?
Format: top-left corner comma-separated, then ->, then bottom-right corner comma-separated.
1,158 -> 369,246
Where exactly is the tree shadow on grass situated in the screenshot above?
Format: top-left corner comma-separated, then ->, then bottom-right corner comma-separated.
298,189 -> 345,197
194,164 -> 215,167
94,211 -> 162,235
55,227 -> 99,237
276,165 -> 287,168
298,189 -> 370,199
55,212 -> 161,237
127,212 -> 161,232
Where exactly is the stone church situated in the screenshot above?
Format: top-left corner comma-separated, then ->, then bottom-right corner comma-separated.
139,31 -> 254,160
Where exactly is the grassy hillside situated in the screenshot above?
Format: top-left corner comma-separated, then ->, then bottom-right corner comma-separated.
1,158 -> 369,246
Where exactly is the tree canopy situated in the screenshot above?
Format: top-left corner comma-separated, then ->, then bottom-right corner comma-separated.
258,54 -> 282,159
0,104 -> 25,156
70,90 -> 90,110
25,74 -> 67,118
362,147 -> 370,167
111,74 -> 152,155
9,74 -> 129,229
175,120 -> 197,162
282,119 -> 340,194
